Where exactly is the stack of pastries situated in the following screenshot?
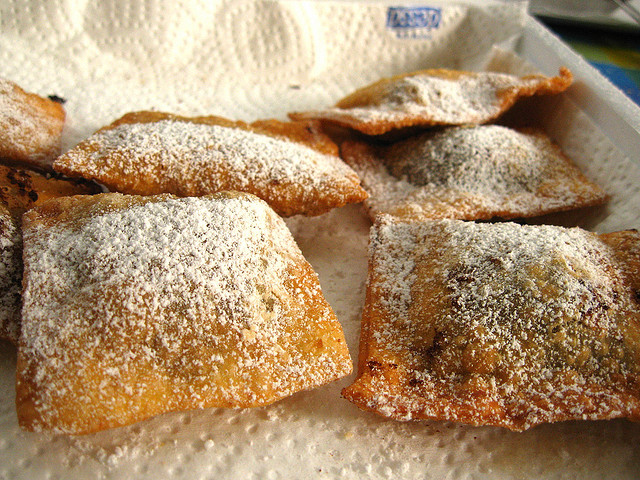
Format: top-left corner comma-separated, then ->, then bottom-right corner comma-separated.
1,78 -> 358,434
1,65 -> 638,436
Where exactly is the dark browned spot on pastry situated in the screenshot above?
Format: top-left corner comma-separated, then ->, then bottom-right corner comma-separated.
488,256 -> 504,266
408,377 -> 423,388
446,266 -> 476,285
4,169 -> 37,206
424,331 -> 445,357
264,297 -> 275,312
366,360 -> 383,374
0,186 -> 8,204
366,360 -> 397,375
7,168 -> 30,187
47,94 -> 66,104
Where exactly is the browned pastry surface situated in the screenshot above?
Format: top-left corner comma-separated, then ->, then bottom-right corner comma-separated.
290,67 -> 572,135
0,164 -> 99,218
0,165 -> 99,344
342,216 -> 640,431
0,78 -> 66,170
0,203 -> 21,344
53,111 -> 368,217
341,125 -> 608,221
17,192 -> 352,434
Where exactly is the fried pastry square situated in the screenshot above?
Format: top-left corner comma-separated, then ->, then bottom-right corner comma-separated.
341,125 -> 608,221
0,165 -> 99,344
17,192 -> 352,434
342,216 -> 640,431
0,78 -> 66,169
290,68 -> 572,135
53,111 -> 368,217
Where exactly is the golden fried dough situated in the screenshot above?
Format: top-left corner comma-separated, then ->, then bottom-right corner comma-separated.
0,164 -> 99,218
53,111 -> 368,217
0,78 -> 66,170
341,125 -> 607,221
17,192 -> 352,434
0,165 -> 99,344
343,216 -> 640,431
290,68 -> 572,135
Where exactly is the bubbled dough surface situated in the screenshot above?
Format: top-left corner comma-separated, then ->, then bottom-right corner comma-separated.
0,0 -> 639,478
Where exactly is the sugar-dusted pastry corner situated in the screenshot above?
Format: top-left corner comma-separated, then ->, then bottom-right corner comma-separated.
290,67 -> 572,135
16,192 -> 352,435
53,111 -> 368,217
341,125 -> 608,222
0,78 -> 66,169
343,216 -> 640,431
0,164 -> 100,344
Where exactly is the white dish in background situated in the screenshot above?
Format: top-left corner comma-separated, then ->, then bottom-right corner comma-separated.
0,1 -> 639,479
529,0 -> 640,31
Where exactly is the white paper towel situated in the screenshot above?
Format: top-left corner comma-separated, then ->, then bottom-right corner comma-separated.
1,1 -> 639,479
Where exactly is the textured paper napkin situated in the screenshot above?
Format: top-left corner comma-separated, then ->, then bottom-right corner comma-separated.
1,1 -> 639,479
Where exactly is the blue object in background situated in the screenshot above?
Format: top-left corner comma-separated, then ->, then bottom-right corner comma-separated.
540,21 -> 640,106
591,61 -> 640,104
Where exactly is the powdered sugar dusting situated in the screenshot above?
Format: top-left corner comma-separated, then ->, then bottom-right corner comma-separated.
54,119 -> 365,216
386,125 -> 548,194
354,72 -> 535,124
347,217 -> 640,430
0,207 -> 21,342
18,192 -> 351,434
291,70 -> 568,134
343,125 -> 607,220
